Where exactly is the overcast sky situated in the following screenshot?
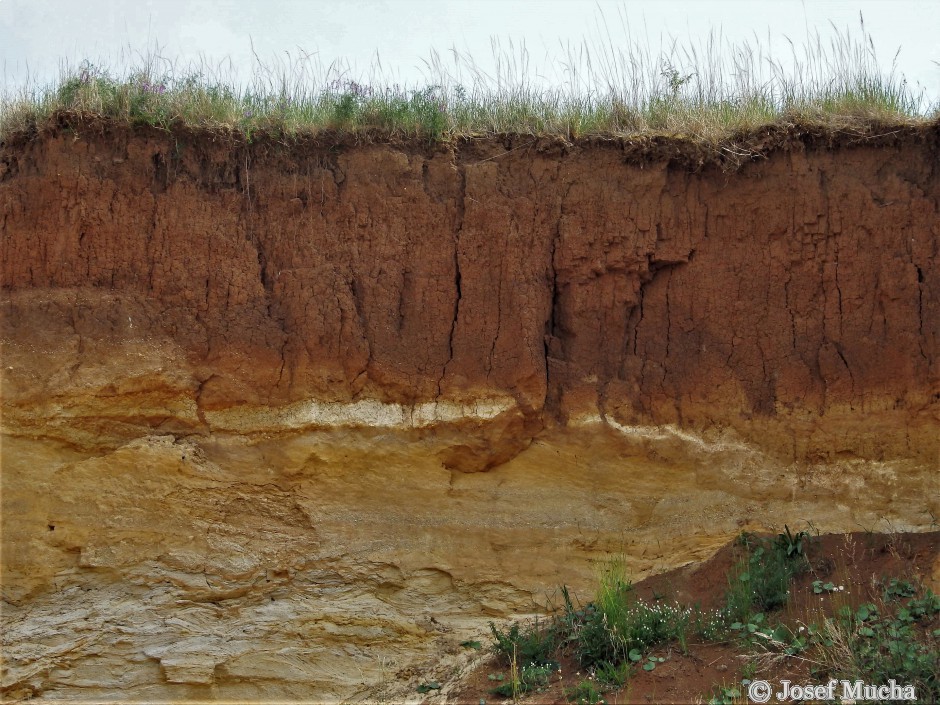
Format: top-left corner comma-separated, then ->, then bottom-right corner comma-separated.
2,0 -> 938,104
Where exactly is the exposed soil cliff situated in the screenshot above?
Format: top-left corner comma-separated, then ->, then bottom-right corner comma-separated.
1,122 -> 938,700
3,123 -> 938,466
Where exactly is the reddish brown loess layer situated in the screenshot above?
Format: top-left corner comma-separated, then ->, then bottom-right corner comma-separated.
2,124 -> 938,465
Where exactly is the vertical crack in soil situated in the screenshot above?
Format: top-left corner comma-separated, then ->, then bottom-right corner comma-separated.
440,161 -> 465,399
915,265 -> 928,364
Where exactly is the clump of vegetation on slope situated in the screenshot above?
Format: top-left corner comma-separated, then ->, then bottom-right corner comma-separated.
1,14 -> 935,145
477,528 -> 939,704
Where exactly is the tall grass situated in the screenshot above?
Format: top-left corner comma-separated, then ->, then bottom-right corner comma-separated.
1,13 -> 933,143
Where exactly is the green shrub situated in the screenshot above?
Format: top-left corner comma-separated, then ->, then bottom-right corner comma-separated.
702,530 -> 810,638
566,560 -> 691,667
488,618 -> 557,667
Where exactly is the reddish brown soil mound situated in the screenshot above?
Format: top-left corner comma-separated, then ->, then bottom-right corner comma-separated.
451,531 -> 940,704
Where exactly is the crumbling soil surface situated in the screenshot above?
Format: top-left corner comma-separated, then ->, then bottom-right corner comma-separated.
449,531 -> 940,705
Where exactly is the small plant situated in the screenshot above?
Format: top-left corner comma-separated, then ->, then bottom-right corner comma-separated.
489,662 -> 556,697
741,658 -> 757,681
747,544 -> 805,611
569,558 -> 693,667
695,531 -> 810,643
708,684 -> 743,705
775,525 -> 810,558
882,577 -> 917,601
521,662 -> 555,688
812,580 -> 838,594
566,679 -> 605,705
734,532 -> 808,615
661,63 -> 695,96
489,618 -> 557,667
730,611 -> 767,636
593,660 -> 629,687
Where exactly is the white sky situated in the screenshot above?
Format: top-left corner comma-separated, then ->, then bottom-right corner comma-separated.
2,0 -> 938,104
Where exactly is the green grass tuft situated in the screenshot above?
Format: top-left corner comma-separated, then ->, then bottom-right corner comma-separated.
2,15 -> 935,144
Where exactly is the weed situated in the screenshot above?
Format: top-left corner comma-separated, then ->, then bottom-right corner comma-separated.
489,661 -> 557,698
733,532 -> 809,618
692,531 -> 811,644
489,618 -> 558,667
882,577 -> 917,601
569,561 -> 692,666
741,658 -> 757,681
729,611 -> 768,636
593,660 -> 629,687
775,525 -> 810,559
566,679 -> 605,705
641,653 -> 666,671
812,580 -> 838,594
812,588 -> 940,702
707,683 -> 744,705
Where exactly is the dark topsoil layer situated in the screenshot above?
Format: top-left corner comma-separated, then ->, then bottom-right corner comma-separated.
3,112 -> 939,172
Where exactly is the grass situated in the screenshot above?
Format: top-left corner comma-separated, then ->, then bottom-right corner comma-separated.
803,588 -> 939,702
565,561 -> 694,667
480,528 -> 939,704
1,13 -> 935,145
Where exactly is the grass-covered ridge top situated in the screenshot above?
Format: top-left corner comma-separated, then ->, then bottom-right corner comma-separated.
1,16 -> 936,145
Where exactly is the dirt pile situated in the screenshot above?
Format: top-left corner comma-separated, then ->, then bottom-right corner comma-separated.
1,122 -> 937,700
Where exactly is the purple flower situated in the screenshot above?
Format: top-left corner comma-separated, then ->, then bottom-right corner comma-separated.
328,78 -> 373,99
139,81 -> 166,95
